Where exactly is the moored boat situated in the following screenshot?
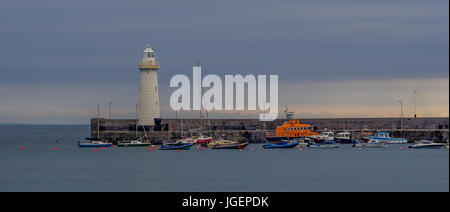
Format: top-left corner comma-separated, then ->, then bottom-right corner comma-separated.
178,137 -> 196,145
117,140 -> 151,147
208,139 -> 249,149
409,140 -> 445,149
266,119 -> 319,142
308,140 -> 340,148
369,132 -> 407,144
310,131 -> 335,142
78,140 -> 112,148
263,141 -> 300,149
353,141 -> 387,148
159,142 -> 193,150
79,104 -> 113,148
195,135 -> 213,144
334,132 -> 356,144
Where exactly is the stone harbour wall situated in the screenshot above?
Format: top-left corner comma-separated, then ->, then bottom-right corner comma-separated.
91,117 -> 449,144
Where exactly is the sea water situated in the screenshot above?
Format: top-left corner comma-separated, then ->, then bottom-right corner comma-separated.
0,125 -> 448,192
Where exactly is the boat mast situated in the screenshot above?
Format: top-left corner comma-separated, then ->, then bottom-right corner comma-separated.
206,108 -> 212,137
135,104 -> 138,138
97,104 -> 100,140
199,96 -> 203,135
198,60 -> 203,135
180,109 -> 184,137
413,90 -> 417,118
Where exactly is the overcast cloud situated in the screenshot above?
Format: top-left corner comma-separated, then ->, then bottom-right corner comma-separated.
0,0 -> 448,123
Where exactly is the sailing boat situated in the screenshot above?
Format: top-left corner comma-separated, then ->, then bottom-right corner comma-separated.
79,104 -> 113,148
194,107 -> 213,144
117,105 -> 151,147
158,110 -> 194,150
193,78 -> 213,145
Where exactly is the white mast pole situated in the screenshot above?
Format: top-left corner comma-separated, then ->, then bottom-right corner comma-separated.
97,104 -> 100,140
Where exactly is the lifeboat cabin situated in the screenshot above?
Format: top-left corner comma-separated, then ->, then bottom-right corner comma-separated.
266,119 -> 319,142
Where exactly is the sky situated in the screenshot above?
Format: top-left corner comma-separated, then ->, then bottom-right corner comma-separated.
0,0 -> 448,124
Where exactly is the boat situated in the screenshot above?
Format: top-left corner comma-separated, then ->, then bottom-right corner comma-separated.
79,104 -> 112,148
178,137 -> 196,145
208,139 -> 249,149
117,105 -> 152,147
353,140 -> 387,148
78,140 -> 112,148
117,140 -> 151,147
159,142 -> 194,150
409,140 -> 446,149
369,132 -> 407,144
310,131 -> 335,142
195,135 -> 213,144
178,135 -> 213,145
266,119 -> 319,142
308,140 -> 340,148
334,132 -> 356,144
263,140 -> 300,149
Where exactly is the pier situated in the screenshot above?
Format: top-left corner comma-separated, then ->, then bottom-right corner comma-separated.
91,117 -> 449,144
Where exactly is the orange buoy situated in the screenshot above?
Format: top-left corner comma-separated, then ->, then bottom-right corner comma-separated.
93,149 -> 98,152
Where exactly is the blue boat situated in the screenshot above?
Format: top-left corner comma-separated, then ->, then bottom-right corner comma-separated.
369,132 -> 407,144
159,142 -> 193,150
78,141 -> 112,148
308,140 -> 340,148
263,141 -> 299,149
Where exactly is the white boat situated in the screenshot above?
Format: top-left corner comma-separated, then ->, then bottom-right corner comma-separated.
409,140 -> 445,149
354,141 -> 387,148
369,132 -> 407,144
178,137 -> 196,145
310,131 -> 335,141
308,140 -> 340,148
117,140 -> 151,147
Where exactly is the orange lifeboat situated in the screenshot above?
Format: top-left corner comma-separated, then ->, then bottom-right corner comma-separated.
266,119 -> 319,142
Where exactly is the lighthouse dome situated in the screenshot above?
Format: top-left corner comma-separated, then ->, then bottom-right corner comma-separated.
141,44 -> 156,64
143,44 -> 154,53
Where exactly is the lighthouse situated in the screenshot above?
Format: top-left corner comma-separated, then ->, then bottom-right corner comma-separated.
138,44 -> 160,126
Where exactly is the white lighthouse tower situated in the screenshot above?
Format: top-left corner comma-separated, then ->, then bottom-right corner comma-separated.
137,44 -> 160,126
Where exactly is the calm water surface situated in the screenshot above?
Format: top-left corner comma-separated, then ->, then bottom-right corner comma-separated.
0,125 -> 448,192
